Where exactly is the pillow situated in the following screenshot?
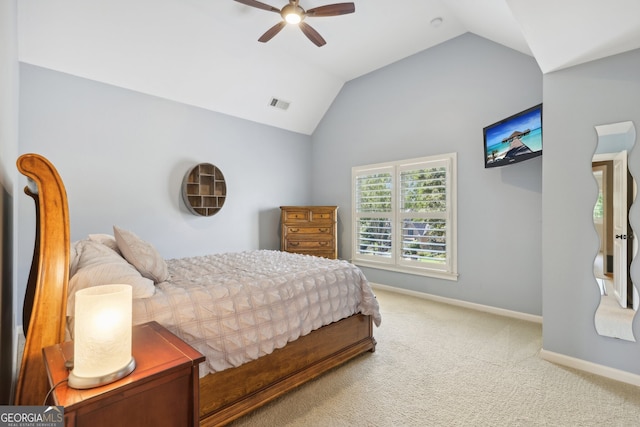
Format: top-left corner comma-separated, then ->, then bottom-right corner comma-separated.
113,225 -> 169,283
88,233 -> 121,253
69,241 -> 81,277
67,239 -> 155,316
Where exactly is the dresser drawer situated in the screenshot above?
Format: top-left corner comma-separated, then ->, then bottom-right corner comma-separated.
282,209 -> 310,222
284,239 -> 333,250
284,226 -> 334,236
311,211 -> 335,221
281,207 -> 337,223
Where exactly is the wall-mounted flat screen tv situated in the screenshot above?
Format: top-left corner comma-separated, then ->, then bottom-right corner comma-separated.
483,104 -> 543,168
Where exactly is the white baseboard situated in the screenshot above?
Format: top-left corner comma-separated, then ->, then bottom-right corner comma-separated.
371,282 -> 542,324
540,348 -> 640,387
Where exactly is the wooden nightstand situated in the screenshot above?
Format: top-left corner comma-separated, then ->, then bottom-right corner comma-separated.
43,321 -> 205,427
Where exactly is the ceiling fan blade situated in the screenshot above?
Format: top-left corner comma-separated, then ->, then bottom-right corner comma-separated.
299,22 -> 326,47
258,21 -> 287,43
234,0 -> 280,13
305,3 -> 355,17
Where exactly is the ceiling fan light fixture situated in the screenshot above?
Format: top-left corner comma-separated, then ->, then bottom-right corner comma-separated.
285,12 -> 301,24
281,4 -> 303,24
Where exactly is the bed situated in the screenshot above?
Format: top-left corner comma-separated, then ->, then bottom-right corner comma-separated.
14,153 -> 381,426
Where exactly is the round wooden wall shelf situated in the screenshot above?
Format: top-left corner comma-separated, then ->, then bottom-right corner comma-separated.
182,163 -> 226,216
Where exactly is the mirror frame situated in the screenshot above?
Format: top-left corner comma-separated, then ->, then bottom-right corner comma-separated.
592,121 -> 637,341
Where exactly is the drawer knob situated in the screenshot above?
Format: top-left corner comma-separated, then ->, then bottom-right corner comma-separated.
290,242 -> 300,247
290,228 -> 299,232
319,228 -> 328,233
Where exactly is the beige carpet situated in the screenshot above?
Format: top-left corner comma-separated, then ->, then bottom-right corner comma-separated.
229,288 -> 640,426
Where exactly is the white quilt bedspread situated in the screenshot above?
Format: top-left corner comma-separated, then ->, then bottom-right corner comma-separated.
132,250 -> 381,377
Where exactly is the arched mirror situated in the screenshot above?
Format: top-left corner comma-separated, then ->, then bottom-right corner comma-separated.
592,121 -> 637,341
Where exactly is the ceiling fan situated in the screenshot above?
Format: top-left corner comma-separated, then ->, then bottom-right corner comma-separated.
234,0 -> 355,47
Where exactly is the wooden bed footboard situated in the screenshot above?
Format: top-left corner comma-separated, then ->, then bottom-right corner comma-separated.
199,313 -> 376,426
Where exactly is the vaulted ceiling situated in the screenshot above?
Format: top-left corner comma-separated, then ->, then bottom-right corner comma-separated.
17,0 -> 640,135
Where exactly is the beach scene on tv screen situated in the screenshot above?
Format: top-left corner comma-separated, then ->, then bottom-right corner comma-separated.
485,107 -> 542,166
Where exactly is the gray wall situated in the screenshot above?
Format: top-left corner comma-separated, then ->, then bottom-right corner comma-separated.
311,34 -> 543,316
17,64 -> 312,329
0,0 -> 18,404
542,48 -> 640,374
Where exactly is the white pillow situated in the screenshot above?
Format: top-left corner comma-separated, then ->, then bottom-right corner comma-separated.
68,240 -> 155,316
88,233 -> 121,253
113,225 -> 169,283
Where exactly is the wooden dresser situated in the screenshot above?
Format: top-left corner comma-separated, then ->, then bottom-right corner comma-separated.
280,206 -> 338,259
43,321 -> 205,427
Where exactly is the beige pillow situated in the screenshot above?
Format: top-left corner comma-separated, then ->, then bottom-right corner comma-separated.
68,240 -> 155,316
88,233 -> 121,253
113,225 -> 169,283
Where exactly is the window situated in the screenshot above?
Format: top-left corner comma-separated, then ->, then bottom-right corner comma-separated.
352,153 -> 457,280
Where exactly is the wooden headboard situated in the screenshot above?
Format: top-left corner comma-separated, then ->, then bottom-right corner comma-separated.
14,153 -> 70,405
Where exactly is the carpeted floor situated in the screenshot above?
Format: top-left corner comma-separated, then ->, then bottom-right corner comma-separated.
229,288 -> 640,426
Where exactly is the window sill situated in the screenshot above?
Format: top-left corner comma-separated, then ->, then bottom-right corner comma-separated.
352,259 -> 458,281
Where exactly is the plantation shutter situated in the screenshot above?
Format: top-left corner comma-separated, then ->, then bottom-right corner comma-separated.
398,158 -> 451,272
353,167 -> 394,262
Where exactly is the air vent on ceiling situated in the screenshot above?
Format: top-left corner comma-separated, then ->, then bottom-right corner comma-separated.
269,97 -> 290,111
